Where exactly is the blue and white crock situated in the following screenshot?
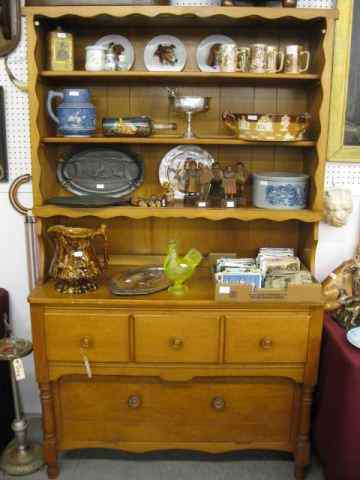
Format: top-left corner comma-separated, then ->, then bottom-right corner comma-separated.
253,172 -> 309,210
47,88 -> 96,137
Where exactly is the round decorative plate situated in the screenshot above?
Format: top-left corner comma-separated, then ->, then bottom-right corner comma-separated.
196,34 -> 236,72
346,327 -> 360,349
159,145 -> 215,199
57,148 -> 144,198
110,266 -> 170,295
95,34 -> 135,70
144,35 -> 187,72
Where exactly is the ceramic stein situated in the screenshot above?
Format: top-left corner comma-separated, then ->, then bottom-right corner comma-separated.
284,45 -> 311,73
47,88 -> 96,137
85,45 -> 106,71
218,44 -> 238,72
249,44 -> 268,73
266,45 -> 285,73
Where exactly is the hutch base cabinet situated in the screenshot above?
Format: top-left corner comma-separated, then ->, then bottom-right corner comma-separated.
24,4 -> 337,478
29,274 -> 323,480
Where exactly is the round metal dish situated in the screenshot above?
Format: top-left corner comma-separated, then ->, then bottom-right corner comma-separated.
109,266 -> 170,296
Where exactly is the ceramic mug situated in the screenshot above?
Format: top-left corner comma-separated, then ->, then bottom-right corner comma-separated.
85,45 -> 106,71
284,45 -> 310,73
266,45 -> 285,73
249,44 -> 268,73
218,44 -> 238,72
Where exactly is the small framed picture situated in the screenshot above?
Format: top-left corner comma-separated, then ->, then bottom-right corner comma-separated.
0,87 -> 8,182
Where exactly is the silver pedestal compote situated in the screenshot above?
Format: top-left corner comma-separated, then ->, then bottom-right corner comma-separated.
168,88 -> 211,139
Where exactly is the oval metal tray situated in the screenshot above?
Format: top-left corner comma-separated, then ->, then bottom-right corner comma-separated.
57,148 -> 144,198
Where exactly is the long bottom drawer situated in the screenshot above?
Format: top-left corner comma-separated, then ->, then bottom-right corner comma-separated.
55,376 -> 300,448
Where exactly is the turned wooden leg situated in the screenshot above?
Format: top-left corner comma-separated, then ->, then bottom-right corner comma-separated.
39,382 -> 59,479
294,385 -> 314,480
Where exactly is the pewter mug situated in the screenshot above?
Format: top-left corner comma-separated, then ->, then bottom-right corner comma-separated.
266,45 -> 285,73
249,44 -> 267,73
284,45 -> 310,73
237,46 -> 250,73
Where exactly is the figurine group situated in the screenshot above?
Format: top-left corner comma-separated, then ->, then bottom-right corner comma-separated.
178,160 -> 249,207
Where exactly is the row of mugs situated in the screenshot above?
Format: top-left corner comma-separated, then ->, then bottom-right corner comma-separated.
217,44 -> 311,74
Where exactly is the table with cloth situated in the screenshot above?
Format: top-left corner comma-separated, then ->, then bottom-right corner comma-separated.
313,313 -> 360,480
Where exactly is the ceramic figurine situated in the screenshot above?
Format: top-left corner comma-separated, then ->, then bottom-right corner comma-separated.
324,188 -> 353,227
48,224 -> 108,294
222,165 -> 237,200
163,240 -> 203,295
183,159 -> 200,204
208,162 -> 224,206
47,88 -> 96,137
198,164 -> 213,202
235,161 -> 249,200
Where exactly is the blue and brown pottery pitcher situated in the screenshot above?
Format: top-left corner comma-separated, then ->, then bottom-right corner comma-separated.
47,88 -> 96,137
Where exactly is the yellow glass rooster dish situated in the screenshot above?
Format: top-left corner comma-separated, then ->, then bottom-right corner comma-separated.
164,240 -> 203,295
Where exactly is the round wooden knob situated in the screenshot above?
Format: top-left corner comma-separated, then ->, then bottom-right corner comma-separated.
260,337 -> 273,350
128,394 -> 142,409
80,336 -> 92,349
211,396 -> 226,411
168,337 -> 184,350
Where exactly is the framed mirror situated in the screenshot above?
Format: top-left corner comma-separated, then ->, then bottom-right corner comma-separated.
0,0 -> 21,57
328,0 -> 360,162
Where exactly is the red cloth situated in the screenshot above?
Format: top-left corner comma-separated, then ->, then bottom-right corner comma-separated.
313,314 -> 360,480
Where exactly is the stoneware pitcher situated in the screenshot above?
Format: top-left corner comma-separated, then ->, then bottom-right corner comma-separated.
48,224 -> 108,294
47,88 -> 96,137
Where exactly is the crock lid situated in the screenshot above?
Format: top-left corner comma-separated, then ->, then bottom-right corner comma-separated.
253,172 -> 309,182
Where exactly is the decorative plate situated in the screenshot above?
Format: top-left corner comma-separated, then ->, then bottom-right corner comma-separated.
95,34 -> 135,70
57,148 -> 144,198
346,327 -> 360,349
196,34 -> 236,72
144,35 -> 187,72
47,195 -> 130,207
159,145 -> 215,199
110,266 -> 170,295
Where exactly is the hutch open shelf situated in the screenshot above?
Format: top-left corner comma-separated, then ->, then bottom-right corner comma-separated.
26,5 -> 337,479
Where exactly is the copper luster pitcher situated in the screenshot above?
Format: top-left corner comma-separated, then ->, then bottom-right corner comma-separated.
48,224 -> 108,294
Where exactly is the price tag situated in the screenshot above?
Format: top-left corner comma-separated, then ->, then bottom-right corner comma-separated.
219,286 -> 230,295
69,91 -> 79,96
73,251 -> 83,258
96,184 -> 105,190
198,202 -> 207,208
56,32 -> 67,38
13,358 -> 26,381
225,201 -> 235,208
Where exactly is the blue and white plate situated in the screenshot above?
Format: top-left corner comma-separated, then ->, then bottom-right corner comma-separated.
346,327 -> 360,349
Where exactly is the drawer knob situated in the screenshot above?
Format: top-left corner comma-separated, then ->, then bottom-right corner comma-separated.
260,337 -> 273,350
211,396 -> 226,411
128,394 -> 142,409
80,336 -> 92,349
168,337 -> 184,350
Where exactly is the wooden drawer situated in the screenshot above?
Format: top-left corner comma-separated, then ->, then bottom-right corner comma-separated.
225,312 -> 310,363
134,312 -> 220,363
56,376 -> 298,447
45,309 -> 129,363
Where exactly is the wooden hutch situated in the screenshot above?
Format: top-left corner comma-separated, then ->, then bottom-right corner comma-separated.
25,4 -> 337,479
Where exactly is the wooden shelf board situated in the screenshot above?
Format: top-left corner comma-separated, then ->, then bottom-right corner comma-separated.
41,136 -> 316,147
23,6 -> 339,22
40,70 -> 320,83
33,204 -> 323,222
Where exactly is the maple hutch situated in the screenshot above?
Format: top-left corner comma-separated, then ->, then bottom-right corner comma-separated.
25,4 -> 337,479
